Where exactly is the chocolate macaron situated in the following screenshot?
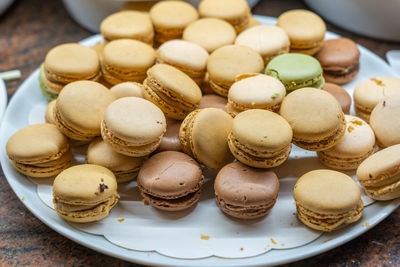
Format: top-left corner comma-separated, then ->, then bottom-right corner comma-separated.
157,117 -> 182,152
323,82 -> 351,114
214,162 -> 279,219
137,151 -> 204,211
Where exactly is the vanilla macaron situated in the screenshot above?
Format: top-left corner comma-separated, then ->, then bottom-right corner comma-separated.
53,164 -> 120,223
156,40 -> 209,85
86,138 -> 146,183
294,169 -> 363,231
227,73 -> 286,117
101,39 -> 156,85
228,109 -> 292,168
357,144 -> 400,200
6,123 -> 72,178
318,115 -> 376,170
235,25 -> 290,64
101,97 -> 166,157
53,81 -> 115,141
280,88 -> 346,151
207,45 -> 264,97
143,64 -> 202,120
180,108 -> 234,169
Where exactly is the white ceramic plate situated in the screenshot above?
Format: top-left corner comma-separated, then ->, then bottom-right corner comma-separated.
0,77 -> 7,125
1,15 -> 399,266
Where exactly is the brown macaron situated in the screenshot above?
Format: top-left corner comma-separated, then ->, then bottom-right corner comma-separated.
137,151 -> 204,211
157,117 -> 182,152
323,82 -> 352,114
214,162 -> 279,219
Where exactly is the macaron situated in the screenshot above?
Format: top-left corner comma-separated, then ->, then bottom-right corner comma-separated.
157,117 -> 182,152
43,43 -> 100,98
198,0 -> 251,32
182,18 -> 236,53
294,169 -> 363,232
200,73 -> 217,94
6,123 -> 72,178
156,40 -> 209,85
100,11 -> 154,45
315,38 -> 360,84
143,64 -> 202,120
207,45 -> 264,97
45,100 -> 57,124
228,109 -> 292,168
370,95 -> 400,148
265,53 -> 325,93
110,82 -> 144,99
357,144 -> 400,200
235,25 -> 290,64
244,16 -> 261,30
280,88 -> 346,151
323,82 -> 351,114
39,63 -> 58,101
53,81 -> 115,141
179,108 -> 234,169
101,39 -> 156,85
277,9 -> 326,55
101,97 -> 166,157
53,164 -> 120,223
150,1 -> 198,45
354,76 -> 400,122
197,94 -> 227,111
86,138 -> 146,183
318,115 -> 376,170
214,162 -> 279,219
227,73 -> 286,117
137,151 -> 204,211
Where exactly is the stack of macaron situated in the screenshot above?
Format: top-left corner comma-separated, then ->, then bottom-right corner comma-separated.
8,2 -> 400,232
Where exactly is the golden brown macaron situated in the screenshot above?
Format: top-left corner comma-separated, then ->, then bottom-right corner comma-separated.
53,81 -> 115,141
101,97 -> 166,157
323,82 -> 351,114
137,151 -> 204,211
228,109 -> 292,168
86,138 -> 146,183
207,45 -> 264,97
100,11 -> 154,45
101,39 -> 156,85
150,1 -> 199,45
214,162 -> 279,219
180,108 -> 234,169
6,123 -> 72,178
53,164 -> 120,223
45,100 -> 57,124
294,169 -> 363,232
198,0 -> 251,32
280,87 -> 346,151
143,64 -> 202,120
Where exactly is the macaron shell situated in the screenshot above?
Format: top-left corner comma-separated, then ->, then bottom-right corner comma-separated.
150,1 -> 198,29
323,82 -> 351,114
110,82 -> 144,99
370,95 -> 400,148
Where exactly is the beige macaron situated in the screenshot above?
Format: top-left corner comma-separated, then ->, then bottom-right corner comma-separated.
182,18 -> 236,53
53,164 -> 120,223
53,81 -> 115,141
280,88 -> 346,151
100,11 -> 154,45
353,76 -> 400,122
156,40 -> 209,85
45,100 -> 57,124
180,108 -> 234,169
207,45 -> 264,97
228,109 -> 293,168
357,144 -> 400,200
101,39 -> 156,85
101,97 -> 166,157
370,95 -> 400,148
318,115 -> 376,170
227,73 -> 286,117
110,82 -> 144,99
86,138 -> 146,183
198,0 -> 251,32
150,1 -> 199,45
235,25 -> 290,64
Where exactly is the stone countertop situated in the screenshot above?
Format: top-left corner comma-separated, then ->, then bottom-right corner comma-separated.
1,0 -> 400,266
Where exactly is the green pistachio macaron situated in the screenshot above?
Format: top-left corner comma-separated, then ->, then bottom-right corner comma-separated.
265,53 -> 324,93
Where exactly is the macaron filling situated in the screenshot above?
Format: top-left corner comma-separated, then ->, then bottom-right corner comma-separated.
324,63 -> 360,78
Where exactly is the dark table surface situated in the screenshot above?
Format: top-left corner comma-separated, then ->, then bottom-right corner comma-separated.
1,0 -> 400,266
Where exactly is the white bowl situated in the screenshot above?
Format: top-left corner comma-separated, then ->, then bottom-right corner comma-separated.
304,0 -> 400,41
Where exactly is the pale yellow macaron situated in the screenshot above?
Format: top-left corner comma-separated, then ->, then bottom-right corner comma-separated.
53,164 -> 120,223
227,73 -> 286,117
110,82 -> 144,99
